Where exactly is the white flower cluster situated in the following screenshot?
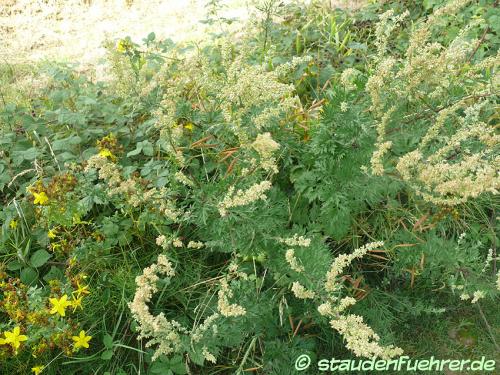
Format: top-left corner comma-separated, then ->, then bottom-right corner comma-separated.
368,2 -> 499,205
156,235 -> 167,248
129,256 -> 246,363
471,290 -> 485,304
460,290 -> 486,304
374,9 -> 409,59
313,241 -> 401,359
227,262 -> 249,281
175,171 -> 194,187
340,68 -> 360,91
330,314 -> 404,359
371,141 -> 392,176
191,313 -> 219,343
218,53 -> 298,133
85,155 -> 148,207
128,254 -> 188,361
155,235 -> 183,249
396,149 -> 500,205
278,234 -> 311,247
317,302 -> 334,317
85,154 -> 122,187
482,248 -> 496,273
325,242 -> 384,292
251,132 -> 280,174
202,346 -> 217,364
336,296 -> 357,313
274,55 -> 313,77
85,154 -> 185,218
217,279 -> 246,317
285,249 -> 305,273
218,181 -> 272,217
291,282 -> 315,299
187,241 -> 204,249
460,293 -> 470,301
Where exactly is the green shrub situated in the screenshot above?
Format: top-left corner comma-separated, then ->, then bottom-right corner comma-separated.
0,1 -> 498,374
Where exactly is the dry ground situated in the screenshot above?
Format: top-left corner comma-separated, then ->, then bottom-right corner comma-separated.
0,0 -> 250,68
0,0 -> 364,64
0,0 -> 364,83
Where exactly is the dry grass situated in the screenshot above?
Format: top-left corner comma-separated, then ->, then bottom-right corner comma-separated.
0,0 -> 364,76
0,0 -> 249,66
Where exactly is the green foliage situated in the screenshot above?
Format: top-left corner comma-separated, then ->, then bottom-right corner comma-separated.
0,0 -> 498,374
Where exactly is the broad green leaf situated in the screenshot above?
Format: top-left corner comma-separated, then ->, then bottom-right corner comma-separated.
101,350 -> 114,360
30,249 -> 52,268
20,267 -> 38,284
103,334 -> 114,349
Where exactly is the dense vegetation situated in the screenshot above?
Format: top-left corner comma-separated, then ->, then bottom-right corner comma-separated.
0,0 -> 498,374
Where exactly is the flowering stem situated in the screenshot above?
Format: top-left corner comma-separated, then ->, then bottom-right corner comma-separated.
236,336 -> 258,375
477,302 -> 500,352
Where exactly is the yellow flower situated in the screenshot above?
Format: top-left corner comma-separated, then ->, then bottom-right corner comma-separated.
116,39 -> 130,53
31,366 -> 44,375
49,295 -> 72,317
9,220 -> 18,229
48,228 -> 57,239
3,326 -> 28,352
50,243 -> 62,252
99,148 -> 114,159
74,281 -> 90,298
71,295 -> 83,312
184,122 -> 194,132
72,330 -> 91,351
33,191 -> 49,205
72,214 -> 85,225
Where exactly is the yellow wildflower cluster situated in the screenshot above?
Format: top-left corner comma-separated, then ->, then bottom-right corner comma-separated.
33,191 -> 49,205
0,326 -> 28,354
48,281 -> 89,318
72,330 -> 92,352
116,39 -> 132,54
0,276 -> 90,360
31,366 -> 44,375
49,295 -> 72,317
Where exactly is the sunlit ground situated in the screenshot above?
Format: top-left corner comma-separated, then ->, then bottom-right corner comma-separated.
1,0 -> 249,68
1,0 -> 363,67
